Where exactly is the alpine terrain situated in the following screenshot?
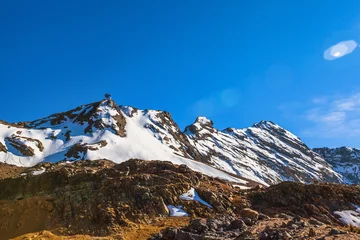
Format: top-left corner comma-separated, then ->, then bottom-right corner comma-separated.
1,96 -> 360,239
0,96 -> 344,185
314,147 -> 360,185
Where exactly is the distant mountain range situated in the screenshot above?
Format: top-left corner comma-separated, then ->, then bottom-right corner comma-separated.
0,97 -> 358,185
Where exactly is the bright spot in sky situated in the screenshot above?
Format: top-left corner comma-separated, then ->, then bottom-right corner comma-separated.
323,40 -> 358,60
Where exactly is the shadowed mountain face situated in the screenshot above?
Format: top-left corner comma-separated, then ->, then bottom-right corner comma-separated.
0,97 -> 345,185
314,147 -> 360,184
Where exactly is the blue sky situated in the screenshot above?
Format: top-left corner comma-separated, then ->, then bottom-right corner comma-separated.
1,1 -> 360,148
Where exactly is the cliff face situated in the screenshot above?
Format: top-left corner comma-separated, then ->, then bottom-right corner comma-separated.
1,159 -> 359,240
184,118 -> 341,184
0,159 -> 253,239
314,147 -> 360,184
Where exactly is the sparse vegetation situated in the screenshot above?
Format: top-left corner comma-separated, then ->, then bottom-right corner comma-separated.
349,224 -> 360,234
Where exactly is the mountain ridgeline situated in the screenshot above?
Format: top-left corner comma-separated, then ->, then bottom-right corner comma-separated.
0,97 -> 355,185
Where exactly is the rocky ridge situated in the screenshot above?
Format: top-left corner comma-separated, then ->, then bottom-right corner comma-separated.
1,159 -> 359,239
0,97 -> 344,185
314,147 -> 360,185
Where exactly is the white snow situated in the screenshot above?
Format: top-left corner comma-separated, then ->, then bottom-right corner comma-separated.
196,117 -> 212,125
59,161 -> 74,165
167,205 -> 188,217
334,209 -> 360,227
179,187 -> 212,208
185,118 -> 342,185
0,99 -> 342,186
314,147 -> 360,185
0,101 -> 246,184
232,184 -> 252,190
31,167 -> 46,175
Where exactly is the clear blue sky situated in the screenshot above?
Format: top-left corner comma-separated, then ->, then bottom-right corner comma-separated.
1,1 -> 360,148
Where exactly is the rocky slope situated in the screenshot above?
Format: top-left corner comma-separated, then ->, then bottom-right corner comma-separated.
185,118 -> 341,184
0,97 -> 342,185
314,147 -> 360,185
0,159 -> 359,239
0,159 -> 254,239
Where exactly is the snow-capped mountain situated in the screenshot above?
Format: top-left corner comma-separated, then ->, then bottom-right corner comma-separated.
184,118 -> 341,184
313,147 -> 360,185
0,97 -> 343,185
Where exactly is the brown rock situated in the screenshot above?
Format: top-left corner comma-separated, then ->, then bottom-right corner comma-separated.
240,208 -> 259,220
0,142 -> 7,153
309,227 -> 316,237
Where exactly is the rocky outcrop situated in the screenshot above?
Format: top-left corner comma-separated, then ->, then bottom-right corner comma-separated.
250,182 -> 360,225
185,119 -> 341,184
65,140 -> 107,160
28,99 -> 127,137
314,147 -> 360,184
150,216 -> 247,240
0,142 -> 7,153
0,97 -> 348,185
84,100 -> 127,137
0,159 -> 359,239
0,162 -> 24,179
0,159 -> 238,238
150,214 -> 360,240
4,135 -> 44,156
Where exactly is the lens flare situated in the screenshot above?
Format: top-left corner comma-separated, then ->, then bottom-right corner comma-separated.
324,40 -> 358,60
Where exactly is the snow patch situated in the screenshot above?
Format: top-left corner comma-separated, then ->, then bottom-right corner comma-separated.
179,187 -> 212,208
31,167 -> 46,176
167,205 -> 188,217
334,210 -> 360,227
233,184 -> 252,190
196,117 -> 212,125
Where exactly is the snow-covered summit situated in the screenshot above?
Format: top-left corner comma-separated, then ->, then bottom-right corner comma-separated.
184,118 -> 341,184
195,117 -> 213,126
0,97 -> 346,185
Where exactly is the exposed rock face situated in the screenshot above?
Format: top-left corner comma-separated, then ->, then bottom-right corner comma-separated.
65,140 -> 108,160
0,162 -> 24,179
0,142 -> 7,153
0,159 -> 359,239
0,159 -> 239,238
150,216 -> 247,240
314,147 -> 360,184
150,214 -> 360,240
28,99 -> 127,137
250,182 -> 360,225
184,119 -> 341,184
240,208 -> 259,220
4,135 -> 44,156
0,97 -> 346,185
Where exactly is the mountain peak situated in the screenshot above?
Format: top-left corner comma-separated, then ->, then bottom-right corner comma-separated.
0,98 -> 348,185
195,116 -> 213,127
26,98 -> 127,137
183,116 -> 215,136
252,120 -> 277,128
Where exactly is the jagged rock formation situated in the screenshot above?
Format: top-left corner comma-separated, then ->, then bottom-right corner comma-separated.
151,216 -> 360,240
1,159 -> 359,240
314,147 -> 360,185
0,97 -> 345,184
250,182 -> 360,224
27,99 -> 127,137
185,118 -> 341,184
0,159 -> 253,239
